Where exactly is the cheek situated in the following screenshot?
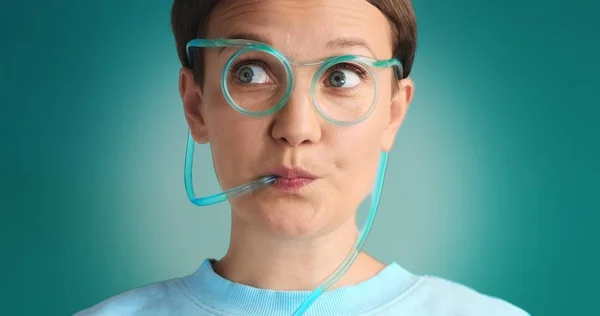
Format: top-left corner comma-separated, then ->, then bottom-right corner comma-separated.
203,90 -> 268,189
330,122 -> 384,207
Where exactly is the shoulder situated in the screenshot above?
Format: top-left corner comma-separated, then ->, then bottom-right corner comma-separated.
73,280 -> 184,316
407,275 -> 530,316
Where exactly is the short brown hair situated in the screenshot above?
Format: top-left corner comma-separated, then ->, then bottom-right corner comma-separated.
171,0 -> 417,86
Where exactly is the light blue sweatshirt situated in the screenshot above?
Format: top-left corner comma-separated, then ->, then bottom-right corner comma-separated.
75,259 -> 529,315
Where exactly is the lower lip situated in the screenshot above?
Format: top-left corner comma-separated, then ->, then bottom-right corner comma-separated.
272,177 -> 315,192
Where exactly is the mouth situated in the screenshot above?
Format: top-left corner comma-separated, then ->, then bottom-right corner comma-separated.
267,167 -> 317,192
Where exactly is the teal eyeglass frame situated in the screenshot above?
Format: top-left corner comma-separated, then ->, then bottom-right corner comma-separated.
185,39 -> 404,126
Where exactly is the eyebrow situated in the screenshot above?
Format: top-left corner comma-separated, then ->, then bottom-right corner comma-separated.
219,33 -> 377,58
226,32 -> 272,44
326,37 -> 377,58
218,32 -> 273,55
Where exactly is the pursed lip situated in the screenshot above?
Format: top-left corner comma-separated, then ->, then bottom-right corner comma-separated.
267,167 -> 317,179
266,167 -> 318,192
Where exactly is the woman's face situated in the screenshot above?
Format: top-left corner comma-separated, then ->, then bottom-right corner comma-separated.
182,0 -> 413,237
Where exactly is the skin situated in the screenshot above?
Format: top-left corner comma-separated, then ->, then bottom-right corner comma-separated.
179,0 -> 414,290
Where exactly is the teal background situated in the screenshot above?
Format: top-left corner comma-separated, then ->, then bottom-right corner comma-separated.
1,1 -> 598,315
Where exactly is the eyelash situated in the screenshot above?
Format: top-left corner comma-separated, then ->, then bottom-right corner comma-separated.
326,63 -> 368,79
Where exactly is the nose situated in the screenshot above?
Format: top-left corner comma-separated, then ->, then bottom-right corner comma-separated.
270,85 -> 322,147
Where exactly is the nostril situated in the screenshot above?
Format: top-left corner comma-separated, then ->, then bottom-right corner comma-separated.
275,135 -> 311,147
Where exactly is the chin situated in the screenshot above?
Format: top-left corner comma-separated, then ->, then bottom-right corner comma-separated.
232,196 -> 330,237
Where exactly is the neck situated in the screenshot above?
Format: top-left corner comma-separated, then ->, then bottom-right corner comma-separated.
213,212 -> 385,291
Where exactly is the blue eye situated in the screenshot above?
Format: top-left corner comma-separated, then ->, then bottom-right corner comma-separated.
325,64 -> 366,88
235,65 -> 271,84
328,70 -> 361,88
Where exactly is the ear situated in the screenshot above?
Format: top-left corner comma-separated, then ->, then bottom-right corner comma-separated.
381,78 -> 414,152
180,68 -> 209,144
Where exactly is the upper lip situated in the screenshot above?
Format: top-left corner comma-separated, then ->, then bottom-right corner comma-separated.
268,167 -> 317,179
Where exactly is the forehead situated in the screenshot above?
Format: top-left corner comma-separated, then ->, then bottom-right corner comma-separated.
207,0 -> 393,60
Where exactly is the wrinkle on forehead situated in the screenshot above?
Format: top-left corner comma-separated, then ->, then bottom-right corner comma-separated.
207,0 -> 392,60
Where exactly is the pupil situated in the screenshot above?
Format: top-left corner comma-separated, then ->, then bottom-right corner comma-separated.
238,67 -> 254,83
329,71 -> 346,87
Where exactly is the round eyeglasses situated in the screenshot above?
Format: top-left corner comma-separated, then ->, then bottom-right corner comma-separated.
186,39 -> 404,126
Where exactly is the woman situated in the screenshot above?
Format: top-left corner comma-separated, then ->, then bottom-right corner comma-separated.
76,0 -> 529,315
